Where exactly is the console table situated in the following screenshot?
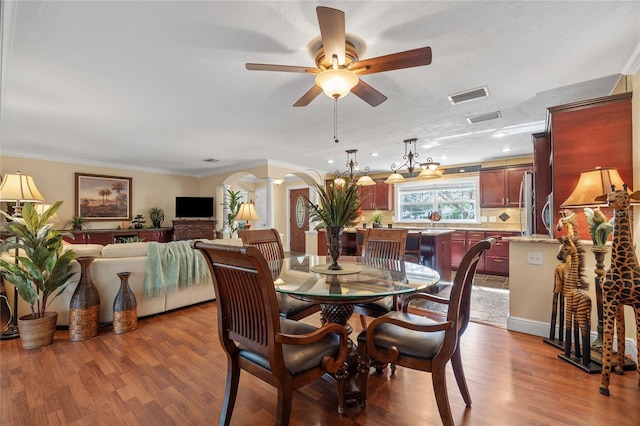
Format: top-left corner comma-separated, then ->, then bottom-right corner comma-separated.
63,228 -> 174,244
172,219 -> 217,241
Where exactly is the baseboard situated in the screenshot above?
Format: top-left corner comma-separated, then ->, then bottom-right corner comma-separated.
507,315 -> 638,363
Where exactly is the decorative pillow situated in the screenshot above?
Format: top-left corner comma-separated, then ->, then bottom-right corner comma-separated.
101,242 -> 148,258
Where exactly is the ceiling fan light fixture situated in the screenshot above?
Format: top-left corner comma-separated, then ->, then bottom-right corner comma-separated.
315,68 -> 359,99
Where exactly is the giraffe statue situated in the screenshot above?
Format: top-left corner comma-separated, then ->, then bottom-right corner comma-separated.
596,184 -> 640,396
556,235 -> 592,365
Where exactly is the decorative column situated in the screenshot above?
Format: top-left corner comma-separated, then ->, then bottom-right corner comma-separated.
265,178 -> 276,229
222,184 -> 231,238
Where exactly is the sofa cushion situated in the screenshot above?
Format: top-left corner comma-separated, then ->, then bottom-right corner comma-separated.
101,242 -> 148,258
63,244 -> 104,258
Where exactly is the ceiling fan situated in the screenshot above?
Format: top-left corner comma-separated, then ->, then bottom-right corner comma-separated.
245,6 -> 432,107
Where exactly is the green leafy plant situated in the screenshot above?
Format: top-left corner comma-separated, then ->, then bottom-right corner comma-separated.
306,179 -> 362,230
149,207 -> 165,228
67,215 -> 88,230
371,211 -> 384,226
223,189 -> 243,234
132,214 -> 146,229
0,202 -> 76,318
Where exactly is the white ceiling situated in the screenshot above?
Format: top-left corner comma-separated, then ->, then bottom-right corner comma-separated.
1,1 -> 639,178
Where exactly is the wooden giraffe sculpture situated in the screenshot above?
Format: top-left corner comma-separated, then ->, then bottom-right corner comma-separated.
556,234 -> 592,365
595,184 -> 640,396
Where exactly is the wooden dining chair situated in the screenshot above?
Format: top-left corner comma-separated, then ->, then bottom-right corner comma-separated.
354,228 -> 409,328
239,229 -> 321,320
404,232 -> 422,264
356,237 -> 497,426
192,242 -> 348,426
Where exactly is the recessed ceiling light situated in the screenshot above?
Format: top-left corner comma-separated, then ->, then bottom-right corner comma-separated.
327,159 -> 334,164
371,152 -> 378,157
502,147 -> 512,152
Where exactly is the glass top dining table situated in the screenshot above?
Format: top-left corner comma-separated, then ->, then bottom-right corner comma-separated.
270,255 -> 440,306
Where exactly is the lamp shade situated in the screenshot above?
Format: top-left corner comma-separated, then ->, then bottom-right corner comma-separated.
560,167 -> 626,207
235,202 -> 260,221
356,175 -> 376,186
315,69 -> 359,99
384,173 -> 406,184
0,172 -> 45,203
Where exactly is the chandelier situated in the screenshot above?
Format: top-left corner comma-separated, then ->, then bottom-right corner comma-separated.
334,149 -> 376,187
384,138 -> 443,184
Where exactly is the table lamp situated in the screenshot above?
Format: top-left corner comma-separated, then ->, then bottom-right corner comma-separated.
235,200 -> 260,230
560,167 -> 624,353
0,172 -> 45,340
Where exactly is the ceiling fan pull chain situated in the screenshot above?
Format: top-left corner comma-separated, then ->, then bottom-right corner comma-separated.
333,96 -> 339,143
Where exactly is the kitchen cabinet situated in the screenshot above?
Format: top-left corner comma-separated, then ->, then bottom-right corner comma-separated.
360,180 -> 393,211
542,92 -> 633,238
479,165 -> 531,208
420,232 -> 452,282
451,230 -> 517,276
483,232 -> 513,275
450,231 -> 467,270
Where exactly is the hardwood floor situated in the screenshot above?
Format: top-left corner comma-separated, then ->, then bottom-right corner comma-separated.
1,302 -> 638,425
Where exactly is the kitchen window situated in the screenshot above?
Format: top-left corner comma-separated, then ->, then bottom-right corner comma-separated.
395,177 -> 480,224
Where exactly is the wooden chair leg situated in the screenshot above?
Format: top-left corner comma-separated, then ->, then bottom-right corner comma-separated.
356,354 -> 369,408
335,361 -> 349,415
276,383 -> 294,426
451,347 -> 471,406
221,360 -> 240,426
432,362 -> 454,426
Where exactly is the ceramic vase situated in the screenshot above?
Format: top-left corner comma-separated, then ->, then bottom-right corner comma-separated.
326,226 -> 344,270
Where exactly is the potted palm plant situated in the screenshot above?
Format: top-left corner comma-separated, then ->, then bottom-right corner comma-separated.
307,179 -> 361,270
223,189 -> 243,237
0,201 -> 76,349
148,207 -> 165,228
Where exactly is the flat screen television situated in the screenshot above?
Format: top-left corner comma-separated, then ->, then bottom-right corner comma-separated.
175,197 -> 214,218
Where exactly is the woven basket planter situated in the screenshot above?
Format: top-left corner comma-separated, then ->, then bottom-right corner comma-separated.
17,312 -> 58,349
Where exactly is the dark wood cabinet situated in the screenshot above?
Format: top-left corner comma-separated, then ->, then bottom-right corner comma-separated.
483,232 -> 513,276
479,165 -> 531,208
172,220 -> 216,241
63,228 -> 174,244
450,231 -> 467,270
420,232 -> 452,282
451,230 -> 516,276
360,180 -> 393,211
544,93 -> 633,238
532,132 -> 551,235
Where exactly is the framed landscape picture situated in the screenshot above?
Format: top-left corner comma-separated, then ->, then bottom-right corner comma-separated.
75,173 -> 132,221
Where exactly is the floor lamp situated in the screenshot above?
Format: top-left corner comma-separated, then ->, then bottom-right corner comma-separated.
560,166 -> 635,369
0,172 -> 45,340
235,200 -> 260,230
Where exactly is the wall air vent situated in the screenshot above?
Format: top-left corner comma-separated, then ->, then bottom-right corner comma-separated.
447,86 -> 489,105
466,111 -> 502,124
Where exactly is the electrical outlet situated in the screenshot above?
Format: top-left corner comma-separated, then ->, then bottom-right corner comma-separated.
527,252 -> 543,265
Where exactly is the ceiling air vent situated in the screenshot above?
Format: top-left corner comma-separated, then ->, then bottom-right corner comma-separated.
203,158 -> 219,163
466,111 -> 502,124
447,86 -> 489,105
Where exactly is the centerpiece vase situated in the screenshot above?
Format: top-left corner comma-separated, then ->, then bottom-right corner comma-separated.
113,272 -> 137,334
69,256 -> 100,341
326,226 -> 344,270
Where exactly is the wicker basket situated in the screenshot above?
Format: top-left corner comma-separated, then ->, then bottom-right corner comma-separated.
17,312 -> 58,349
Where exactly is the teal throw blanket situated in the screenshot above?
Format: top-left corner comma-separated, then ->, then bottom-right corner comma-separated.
144,241 -> 212,298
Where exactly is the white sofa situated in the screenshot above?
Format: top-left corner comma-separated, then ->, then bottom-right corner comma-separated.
1,238 -> 242,326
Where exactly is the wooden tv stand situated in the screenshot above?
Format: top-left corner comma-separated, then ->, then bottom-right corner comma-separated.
172,219 -> 217,241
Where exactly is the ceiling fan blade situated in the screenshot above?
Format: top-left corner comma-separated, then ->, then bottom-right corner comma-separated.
245,63 -> 321,74
316,6 -> 346,65
351,80 -> 387,107
351,46 -> 432,75
293,85 -> 323,107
